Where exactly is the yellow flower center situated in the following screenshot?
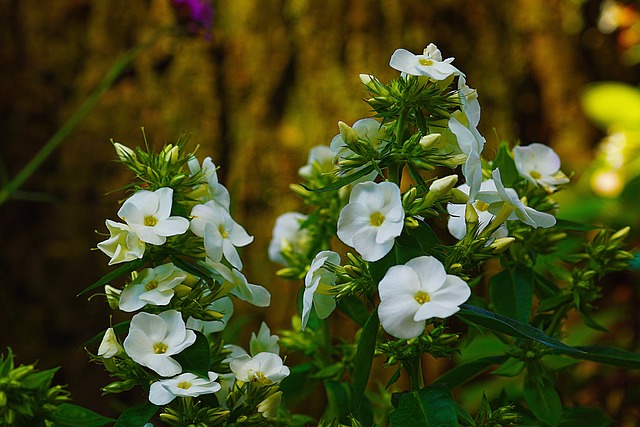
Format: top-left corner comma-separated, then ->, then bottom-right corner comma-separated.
530,170 -> 542,179
475,200 -> 490,212
419,58 -> 434,66
177,381 -> 192,389
144,215 -> 158,226
153,342 -> 168,354
414,291 -> 431,304
370,212 -> 385,227
145,280 -> 158,291
219,225 -> 230,238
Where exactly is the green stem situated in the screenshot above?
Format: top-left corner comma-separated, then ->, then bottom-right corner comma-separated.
0,27 -> 173,206
388,107 -> 409,185
404,355 -> 424,391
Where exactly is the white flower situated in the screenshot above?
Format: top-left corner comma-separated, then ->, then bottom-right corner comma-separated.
119,263 -> 187,312
477,169 -> 557,228
149,371 -> 221,405
513,143 -> 570,192
97,220 -> 146,265
298,145 -> 336,179
447,181 -> 508,240
268,212 -> 311,265
337,181 -> 405,262
98,327 -> 123,358
123,310 -> 196,377
378,256 -> 471,339
229,352 -> 290,385
188,156 -> 231,209
250,322 -> 280,356
448,77 -> 486,201
117,188 -> 190,245
258,391 -> 283,420
389,43 -> 461,80
301,251 -> 339,331
186,297 -> 234,335
190,201 -> 253,269
207,260 -> 271,307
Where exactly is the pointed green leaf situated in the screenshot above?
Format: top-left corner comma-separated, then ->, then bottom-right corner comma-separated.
323,380 -> 352,424
538,293 -> 572,313
559,406 -> 614,427
114,402 -> 158,427
523,370 -> 562,427
354,308 -> 379,416
457,304 -> 583,355
172,331 -> 211,377
389,384 -> 457,427
310,165 -> 375,193
50,403 -> 115,427
570,345 -> 640,369
489,267 -> 533,324
78,258 -> 146,296
553,218 -> 600,232
433,356 -> 508,389
492,357 -> 526,377
492,143 -> 519,187
337,296 -> 370,327
279,362 -> 318,407
21,367 -> 59,389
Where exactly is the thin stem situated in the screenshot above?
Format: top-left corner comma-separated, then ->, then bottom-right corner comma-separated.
404,355 -> 424,391
0,27 -> 173,206
388,107 -> 409,185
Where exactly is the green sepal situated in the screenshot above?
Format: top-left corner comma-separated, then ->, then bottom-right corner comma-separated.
78,258 -> 146,296
309,165 -> 375,193
50,403 -> 115,427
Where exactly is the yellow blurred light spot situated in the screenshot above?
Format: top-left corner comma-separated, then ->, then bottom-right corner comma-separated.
591,169 -> 624,197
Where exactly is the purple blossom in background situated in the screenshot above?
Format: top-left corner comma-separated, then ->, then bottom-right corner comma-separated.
171,0 -> 214,40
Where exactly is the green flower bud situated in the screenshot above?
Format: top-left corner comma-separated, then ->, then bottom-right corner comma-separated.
101,379 -> 137,394
338,121 -> 359,147
488,237 -> 515,254
289,183 -> 311,198
419,133 -> 441,150
429,175 -> 458,198
611,226 -> 631,242
450,188 -> 468,204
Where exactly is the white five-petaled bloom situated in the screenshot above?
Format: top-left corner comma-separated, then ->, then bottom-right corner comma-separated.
123,310 -> 196,377
97,220 -> 146,265
118,188 -> 190,245
513,143 -> 570,192
190,201 -> 253,269
389,43 -> 461,81
250,322 -> 280,356
447,181 -> 509,241
119,263 -> 187,312
477,169 -> 557,229
98,327 -> 123,359
298,145 -> 336,179
301,251 -> 340,331
229,352 -> 290,385
378,256 -> 471,339
188,156 -> 231,209
207,260 -> 271,307
149,371 -> 221,405
268,212 -> 311,266
337,181 -> 405,262
448,76 -> 486,201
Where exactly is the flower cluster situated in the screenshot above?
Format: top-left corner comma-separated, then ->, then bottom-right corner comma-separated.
91,139 -> 288,426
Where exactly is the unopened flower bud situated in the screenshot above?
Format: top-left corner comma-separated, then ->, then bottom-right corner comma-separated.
289,183 -> 311,198
104,285 -> 121,310
159,413 -> 181,423
359,73 -> 375,89
449,263 -> 463,274
547,232 -> 567,243
165,145 -> 180,163
429,175 -> 458,198
489,237 -> 515,254
405,217 -> 419,228
419,133 -> 441,150
173,284 -> 192,298
450,188 -> 468,204
611,226 -> 631,242
203,310 -> 225,321
402,187 -> 418,206
338,121 -> 359,147
615,251 -> 634,260
465,203 -> 479,225
102,379 -> 137,394
344,265 -> 362,278
258,391 -> 282,420
9,365 -> 34,381
0,391 -> 6,407
112,142 -> 136,163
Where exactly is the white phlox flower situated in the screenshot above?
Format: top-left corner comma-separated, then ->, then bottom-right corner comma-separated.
118,188 -> 190,245
98,327 -> 123,359
448,77 -> 486,201
268,212 -> 311,266
207,260 -> 271,307
250,322 -> 280,356
229,352 -> 290,385
447,181 -> 508,241
337,181 -> 405,262
301,251 -> 340,331
298,145 -> 336,179
97,220 -> 146,265
149,371 -> 221,405
190,201 -> 253,269
477,169 -> 557,229
119,263 -> 187,312
186,297 -> 234,335
188,156 -> 231,209
513,143 -> 570,192
389,43 -> 461,80
123,310 -> 196,377
378,256 -> 471,339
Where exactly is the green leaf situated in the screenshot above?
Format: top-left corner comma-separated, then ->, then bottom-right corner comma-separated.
114,403 -> 158,427
456,304 -> 583,355
353,309 -> 379,417
578,307 -> 609,332
279,363 -> 318,407
523,370 -> 562,427
385,366 -> 402,390
311,165 -> 375,193
538,293 -> 572,313
433,356 -> 508,389
169,254 -> 209,278
489,267 -> 533,324
492,143 -> 519,187
581,82 -> 640,130
323,380 -> 352,424
570,345 -> 640,369
559,406 -> 614,427
553,219 -> 600,232
172,331 -> 211,377
78,258 -> 146,296
337,296 -> 370,327
389,384 -> 457,427
50,403 -> 115,427
21,367 -> 58,389
491,357 -> 526,377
